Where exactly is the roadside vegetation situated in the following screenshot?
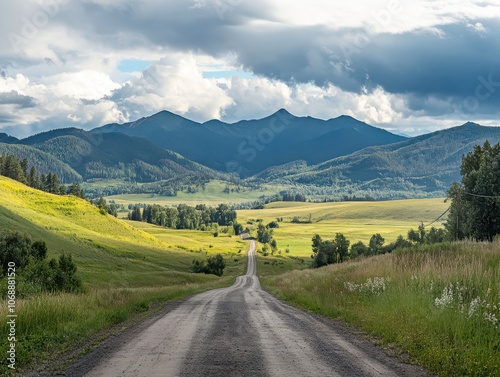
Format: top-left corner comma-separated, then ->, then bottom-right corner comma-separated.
261,242 -> 500,376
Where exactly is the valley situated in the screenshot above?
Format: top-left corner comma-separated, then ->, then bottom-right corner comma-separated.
2,110 -> 500,200
0,169 -> 499,376
1,111 -> 499,376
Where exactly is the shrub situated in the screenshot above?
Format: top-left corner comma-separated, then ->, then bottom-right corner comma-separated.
191,254 -> 225,276
0,231 -> 81,294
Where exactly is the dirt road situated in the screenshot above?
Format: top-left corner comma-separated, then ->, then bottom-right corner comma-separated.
68,239 -> 430,377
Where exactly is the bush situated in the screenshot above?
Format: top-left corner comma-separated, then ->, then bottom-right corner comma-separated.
0,231 -> 33,274
0,231 -> 81,294
267,221 -> 280,228
191,254 -> 225,276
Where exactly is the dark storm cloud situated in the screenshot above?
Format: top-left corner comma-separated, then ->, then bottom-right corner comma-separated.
0,91 -> 37,108
350,21 -> 500,97
58,2 -> 500,115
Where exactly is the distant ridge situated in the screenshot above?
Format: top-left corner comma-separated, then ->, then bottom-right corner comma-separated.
255,121 -> 500,195
13,128 -> 225,183
0,132 -> 18,144
94,109 -> 406,176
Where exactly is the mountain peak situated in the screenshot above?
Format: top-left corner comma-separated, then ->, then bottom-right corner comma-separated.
461,121 -> 483,128
272,108 -> 294,117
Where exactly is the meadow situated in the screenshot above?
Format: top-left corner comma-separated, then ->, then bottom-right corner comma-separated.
3,175 -> 494,376
238,198 -> 449,257
105,180 -> 282,206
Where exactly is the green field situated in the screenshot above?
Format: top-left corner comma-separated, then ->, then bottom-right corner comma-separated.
0,176 -> 246,373
105,180 -> 282,207
238,199 -> 449,257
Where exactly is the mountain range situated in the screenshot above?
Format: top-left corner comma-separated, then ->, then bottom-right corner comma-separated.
1,110 -> 500,199
252,122 -> 500,198
95,109 -> 405,177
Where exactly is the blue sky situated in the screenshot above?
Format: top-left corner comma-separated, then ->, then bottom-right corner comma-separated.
118,60 -> 151,73
1,0 -> 500,138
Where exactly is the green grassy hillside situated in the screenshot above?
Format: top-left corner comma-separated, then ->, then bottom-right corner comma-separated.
0,176 -> 246,373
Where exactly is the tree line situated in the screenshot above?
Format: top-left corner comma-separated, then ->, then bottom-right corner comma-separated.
128,203 -> 241,232
311,224 -> 447,268
446,140 -> 500,241
256,220 -> 279,256
309,140 -> 500,268
0,153 -> 85,198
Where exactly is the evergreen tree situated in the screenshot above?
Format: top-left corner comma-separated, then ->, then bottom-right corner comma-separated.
20,158 -> 28,178
0,154 -> 5,175
29,166 -> 38,188
68,182 -> 85,198
4,154 -> 25,183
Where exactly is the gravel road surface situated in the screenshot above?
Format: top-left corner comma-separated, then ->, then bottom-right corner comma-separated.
67,238 -> 430,377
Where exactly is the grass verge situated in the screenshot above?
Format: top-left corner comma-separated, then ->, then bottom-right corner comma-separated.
261,241 -> 500,377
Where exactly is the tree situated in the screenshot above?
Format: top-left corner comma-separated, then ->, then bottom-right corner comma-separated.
311,234 -> 339,267
54,254 -> 81,291
31,240 -> 48,261
130,205 -> 142,221
368,233 -> 385,255
257,223 -> 273,244
68,182 -> 85,198
206,254 -> 225,276
312,234 -> 323,255
408,229 -> 422,244
270,239 -> 278,253
29,166 -> 39,188
335,233 -> 350,262
192,254 -> 225,276
4,154 -> 25,182
0,231 -> 32,274
233,222 -> 243,235
425,227 -> 447,244
350,241 -> 368,258
267,221 -> 280,228
446,140 -> 500,241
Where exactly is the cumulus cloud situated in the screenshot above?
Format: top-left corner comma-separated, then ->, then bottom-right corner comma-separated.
112,56 -> 234,121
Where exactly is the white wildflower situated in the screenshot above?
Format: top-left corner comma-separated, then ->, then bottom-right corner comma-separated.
435,284 -> 454,308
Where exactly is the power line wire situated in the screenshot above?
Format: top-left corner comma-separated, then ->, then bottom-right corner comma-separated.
462,191 -> 500,199
422,207 -> 450,228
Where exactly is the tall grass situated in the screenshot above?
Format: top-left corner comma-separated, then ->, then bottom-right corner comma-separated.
262,241 -> 500,376
0,277 -> 236,374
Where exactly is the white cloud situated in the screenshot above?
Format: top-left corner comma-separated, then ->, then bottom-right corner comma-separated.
114,55 -> 234,121
50,70 -> 120,101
